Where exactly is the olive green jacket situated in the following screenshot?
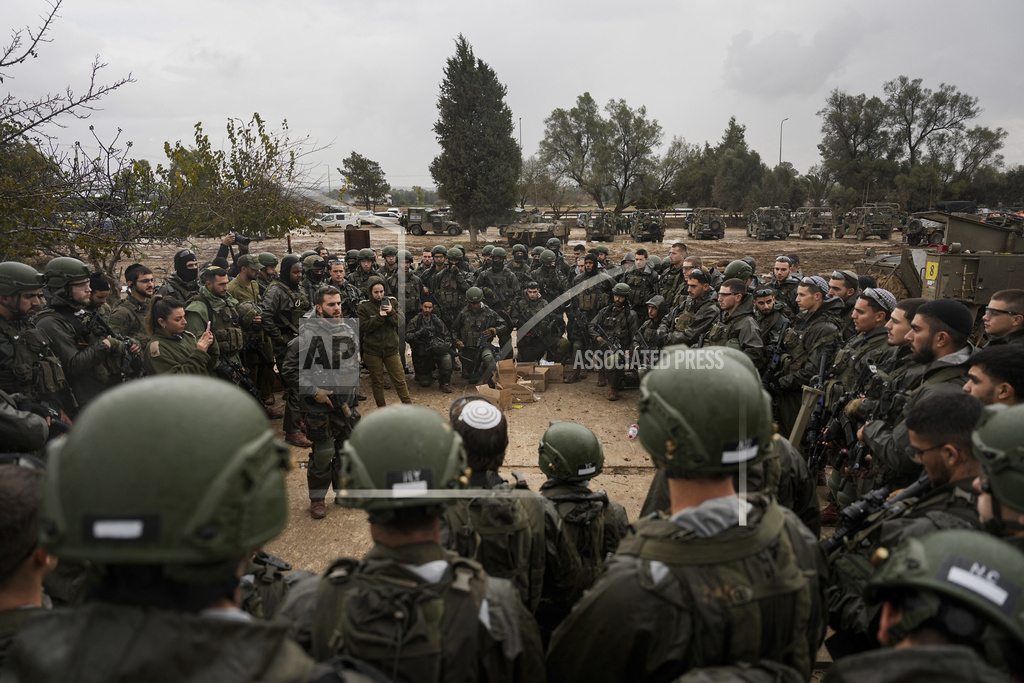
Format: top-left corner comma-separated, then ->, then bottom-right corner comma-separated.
356,297 -> 403,357
106,294 -> 150,350
823,645 -> 1010,683
705,295 -> 766,370
143,329 -> 216,377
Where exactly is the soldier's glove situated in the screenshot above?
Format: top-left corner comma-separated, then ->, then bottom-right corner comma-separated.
313,388 -> 333,405
104,337 -> 123,355
845,397 -> 865,420
485,328 -> 496,340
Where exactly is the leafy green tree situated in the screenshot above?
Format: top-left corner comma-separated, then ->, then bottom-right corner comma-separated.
757,163 -> 807,210
925,125 -> 1007,197
673,143 -> 717,208
816,89 -> 890,194
598,99 -> 662,213
634,137 -> 692,209
711,118 -> 764,213
429,35 -> 520,243
339,151 -> 389,210
539,92 -> 609,208
884,76 -> 980,168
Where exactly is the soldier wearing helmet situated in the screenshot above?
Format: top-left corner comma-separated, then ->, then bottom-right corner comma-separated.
973,404 -> 1024,550
512,280 -> 571,365
537,421 -> 628,589
299,255 -> 328,304
35,257 -> 135,411
2,377 -> 383,682
528,245 -> 544,271
567,254 -> 614,385
418,245 -> 448,293
256,252 -> 279,297
506,243 -> 532,288
379,245 -> 399,279
383,250 -> 421,375
226,255 -> 279,417
544,237 -> 571,279
344,249 -> 360,275
452,287 -> 505,384
474,246 -> 518,360
0,262 -> 75,416
427,248 -> 470,321
532,249 -> 568,304
350,249 -> 380,298
588,282 -> 639,401
276,406 -> 544,680
548,348 -> 828,682
823,529 -> 1024,681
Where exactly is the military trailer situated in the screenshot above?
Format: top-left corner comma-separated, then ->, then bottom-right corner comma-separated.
686,208 -> 726,240
745,206 -> 791,240
793,207 -> 834,239
577,210 -> 616,242
400,207 -> 462,236
836,203 -> 901,241
630,210 -> 666,243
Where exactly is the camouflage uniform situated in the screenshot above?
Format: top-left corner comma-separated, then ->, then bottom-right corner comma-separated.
569,268 -> 613,358
704,294 -> 766,370
770,275 -> 801,318
106,294 -> 150,350
532,264 -> 568,303
657,289 -> 720,347
383,269 -> 421,371
513,295 -> 570,364
184,287 -> 246,367
155,272 -> 199,303
619,262 -> 659,318
262,276 -> 311,435
405,311 -> 453,387
756,302 -> 790,349
658,264 -> 689,308
589,299 -> 639,391
822,645 -> 1009,683
430,266 -> 470,315
451,303 -> 506,384
227,274 -> 274,400
0,316 -> 74,415
475,267 -> 520,359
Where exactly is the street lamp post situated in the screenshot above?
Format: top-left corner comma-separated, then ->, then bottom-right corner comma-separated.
326,164 -> 331,193
779,118 -> 789,167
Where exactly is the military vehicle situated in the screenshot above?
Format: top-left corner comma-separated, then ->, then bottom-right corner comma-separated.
793,207 -> 835,240
836,202 -> 902,241
630,210 -> 666,243
745,206 -> 791,240
854,211 -> 1024,333
686,208 -> 726,240
577,210 -> 616,242
400,207 -> 462,236
504,211 -> 570,247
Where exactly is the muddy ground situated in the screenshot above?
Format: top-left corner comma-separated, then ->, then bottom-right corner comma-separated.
133,220 -> 903,574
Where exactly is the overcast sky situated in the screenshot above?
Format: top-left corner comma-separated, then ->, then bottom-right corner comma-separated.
8,0 -> 1024,196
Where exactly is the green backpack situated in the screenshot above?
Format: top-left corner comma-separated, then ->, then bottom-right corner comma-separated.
310,556 -> 487,683
240,551 -> 317,620
539,486 -> 609,588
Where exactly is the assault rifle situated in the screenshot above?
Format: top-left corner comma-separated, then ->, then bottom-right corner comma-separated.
89,313 -> 145,381
761,319 -> 789,397
803,354 -> 831,473
820,471 -> 931,555
15,396 -> 71,436
215,358 -> 262,402
593,321 -> 622,353
423,290 -> 454,329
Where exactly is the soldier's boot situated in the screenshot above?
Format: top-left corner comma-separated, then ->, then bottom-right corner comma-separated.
597,369 -> 607,387
607,386 -> 619,401
310,500 -> 327,519
563,368 -> 582,383
440,384 -> 452,393
285,431 -> 312,448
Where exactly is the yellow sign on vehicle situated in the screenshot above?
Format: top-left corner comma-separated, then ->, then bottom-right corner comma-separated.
926,261 -> 939,280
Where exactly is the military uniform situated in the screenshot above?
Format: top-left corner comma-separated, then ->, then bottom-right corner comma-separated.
532,264 -> 567,303
836,293 -> 859,343
756,303 -> 790,350
620,263 -> 658,318
143,329 -> 216,376
475,266 -> 520,357
405,311 -> 453,388
658,264 -> 689,308
0,316 -> 74,415
569,268 -> 613,357
155,272 -> 199,303
513,295 -> 569,364
770,275 -> 800,318
263,277 -> 311,436
547,494 -> 828,682
451,303 -> 505,384
228,274 -> 275,401
657,289 -> 719,347
705,294 -> 766,370
589,300 -> 639,392
106,294 -> 150,350
984,327 -> 1024,347
356,295 -> 410,405
185,287 -> 247,367
430,266 -> 470,315
822,645 -> 1010,683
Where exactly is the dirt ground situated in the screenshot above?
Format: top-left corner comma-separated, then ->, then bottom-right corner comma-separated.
133,220 -> 903,574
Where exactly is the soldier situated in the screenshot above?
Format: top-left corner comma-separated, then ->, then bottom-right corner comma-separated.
532,249 -> 568,303
825,391 -> 984,658
378,245 -> 399,281
634,294 -> 666,361
441,400 -> 582,643
35,258 -> 137,410
263,255 -> 312,447
705,277 -> 765,370
406,299 -> 454,392
753,285 -> 789,350
256,251 -> 279,298
417,244 -> 447,293
506,243 -> 533,290
722,259 -> 757,296
860,299 -> 976,490
429,248 -> 470,318
474,246 -> 518,359
344,249 -> 359,275
326,258 -> 360,319
828,269 -> 861,342
592,244 -> 611,271
356,278 -> 410,407
349,249 -> 380,297
155,248 -> 200,302
0,262 -> 75,417
2,377 -> 381,682
384,250 -> 422,375
275,405 -> 544,680
657,268 -> 720,348
184,266 -> 250,373
514,281 -> 570,365
142,295 -> 217,377
824,530 -> 1024,681
85,272 -> 112,316
619,248 -> 658,318
452,287 -> 505,385
108,264 -> 154,350
299,255 -> 327,304
536,421 -> 628,591
770,275 -> 843,438
227,255 -> 280,418
282,286 -> 360,520
964,345 -> 1023,406
982,289 -> 1024,346
658,242 -> 689,306
568,254 -> 613,384
528,245 -> 544,271
590,282 -> 639,401
771,255 -> 801,317
545,237 -> 571,279
973,403 -> 1024,551
547,348 -> 828,682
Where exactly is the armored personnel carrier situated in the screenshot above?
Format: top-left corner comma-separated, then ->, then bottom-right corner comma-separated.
686,208 -> 726,240
504,210 -> 570,247
577,210 -> 616,242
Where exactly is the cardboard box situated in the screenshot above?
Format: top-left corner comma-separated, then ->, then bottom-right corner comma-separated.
476,384 -> 511,411
509,381 -> 537,403
529,368 -> 548,392
496,359 -> 517,387
515,362 -> 535,379
538,362 -> 563,383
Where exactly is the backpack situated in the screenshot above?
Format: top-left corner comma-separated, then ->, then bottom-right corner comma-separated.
539,486 -> 610,588
310,556 -> 487,683
239,552 -> 317,620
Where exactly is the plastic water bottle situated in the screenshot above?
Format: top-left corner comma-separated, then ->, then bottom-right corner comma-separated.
627,424 -> 638,440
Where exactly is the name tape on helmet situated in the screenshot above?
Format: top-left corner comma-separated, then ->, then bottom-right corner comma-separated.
941,556 -> 1019,613
385,469 -> 434,497
576,463 -> 597,477
721,437 -> 759,465
84,514 -> 161,542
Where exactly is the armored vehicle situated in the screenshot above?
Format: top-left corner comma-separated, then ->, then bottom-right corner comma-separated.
630,210 -> 665,243
504,212 -> 570,247
400,207 -> 462,236
836,203 -> 901,241
577,210 -> 616,242
686,208 -> 726,240
745,206 -> 791,240
793,207 -> 834,239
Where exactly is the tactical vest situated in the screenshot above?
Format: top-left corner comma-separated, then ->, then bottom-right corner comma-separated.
0,318 -> 69,400
623,270 -> 655,308
618,501 -> 819,676
540,486 -> 611,588
267,281 -> 309,333
193,299 -> 245,356
310,555 -> 487,682
458,307 -> 497,346
599,304 -> 634,346
433,269 -> 463,310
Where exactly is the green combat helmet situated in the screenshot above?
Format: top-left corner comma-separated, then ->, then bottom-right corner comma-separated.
303,255 -> 326,271
973,404 -> 1024,531
546,237 -> 562,251
649,254 -> 663,271
512,244 -> 528,257
539,421 -> 604,482
358,248 -> 375,261
0,261 -> 44,295
595,244 -> 610,256
612,282 -> 630,297
466,286 -> 484,304
257,252 -> 278,268
865,529 -> 1024,652
300,249 -> 317,260
346,249 -> 360,261
381,245 -> 398,258
38,377 -> 291,574
540,249 -> 556,264
431,245 -> 448,256
481,245 -> 494,257
723,260 -> 753,281
338,405 -> 468,522
398,250 -> 414,263
490,247 -> 507,260
637,346 -> 771,478
531,246 -> 545,257
43,257 -> 90,293
447,248 -> 463,262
